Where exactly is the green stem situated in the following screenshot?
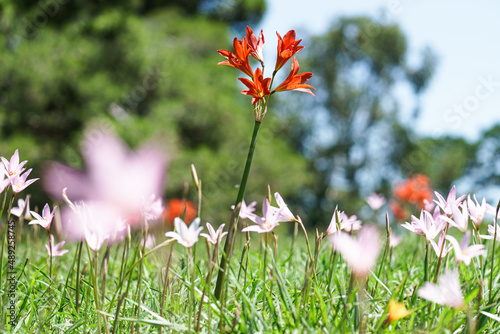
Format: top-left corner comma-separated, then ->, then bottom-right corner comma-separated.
489,201 -> 500,302
214,120 -> 261,300
75,240 -> 83,314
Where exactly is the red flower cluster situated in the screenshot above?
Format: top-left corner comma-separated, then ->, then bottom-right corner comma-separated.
393,174 -> 433,209
218,27 -> 315,106
391,174 -> 434,221
163,199 -> 197,226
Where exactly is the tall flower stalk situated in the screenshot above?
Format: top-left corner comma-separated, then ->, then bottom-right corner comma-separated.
214,26 -> 315,301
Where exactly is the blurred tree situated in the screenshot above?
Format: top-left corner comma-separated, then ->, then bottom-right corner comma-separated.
456,124 -> 500,197
278,17 -> 437,225
0,0 -> 315,224
401,136 -> 476,192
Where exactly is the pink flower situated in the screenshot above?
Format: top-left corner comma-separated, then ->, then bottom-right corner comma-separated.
481,223 -> 500,241
62,198 -> 126,252
10,169 -> 38,194
241,198 -> 282,233
402,210 -> 447,242
389,233 -> 402,248
200,223 -> 228,245
418,269 -> 464,309
329,225 -> 381,279
46,234 -> 69,257
273,192 -> 296,222
446,230 -> 486,266
326,208 -> 362,235
232,199 -> 257,220
1,149 -> 27,179
165,217 -> 203,248
430,232 -> 452,259
11,196 -> 32,220
434,186 -> 465,216
142,194 -> 164,222
0,165 -> 10,193
467,194 -> 487,227
29,203 -> 56,231
366,193 -> 386,210
44,128 -> 167,229
449,201 -> 469,233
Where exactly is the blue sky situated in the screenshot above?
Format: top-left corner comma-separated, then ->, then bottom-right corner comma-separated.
256,0 -> 500,142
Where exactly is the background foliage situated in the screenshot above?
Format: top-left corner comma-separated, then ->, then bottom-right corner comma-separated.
0,0 -> 497,228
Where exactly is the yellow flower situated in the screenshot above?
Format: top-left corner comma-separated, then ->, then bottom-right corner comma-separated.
386,300 -> 412,325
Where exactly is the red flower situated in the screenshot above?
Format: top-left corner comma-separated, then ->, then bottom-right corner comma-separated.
246,26 -> 265,63
393,174 -> 433,209
275,30 -> 304,72
163,199 -> 197,226
218,37 -> 254,78
238,67 -> 272,105
390,200 -> 408,222
273,57 -> 315,96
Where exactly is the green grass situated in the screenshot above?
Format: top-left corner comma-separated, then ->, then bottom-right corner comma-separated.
1,221 -> 500,333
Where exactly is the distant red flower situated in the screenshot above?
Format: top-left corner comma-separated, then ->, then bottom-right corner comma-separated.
163,199 -> 197,226
393,174 -> 433,209
238,68 -> 272,105
218,37 -> 253,78
275,30 -> 304,72
390,200 -> 408,221
273,57 -> 315,96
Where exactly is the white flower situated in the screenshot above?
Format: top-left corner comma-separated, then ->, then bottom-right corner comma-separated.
446,230 -> 486,266
241,198 -> 282,233
165,217 -> 203,247
273,192 -> 296,222
11,196 -> 32,220
200,223 -> 228,244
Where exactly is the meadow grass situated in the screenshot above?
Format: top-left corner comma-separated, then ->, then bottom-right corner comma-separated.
3,220 -> 500,333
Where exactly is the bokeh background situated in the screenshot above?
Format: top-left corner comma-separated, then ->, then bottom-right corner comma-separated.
1,0 -> 499,229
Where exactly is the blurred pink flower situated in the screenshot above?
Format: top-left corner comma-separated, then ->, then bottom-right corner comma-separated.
418,269 -> 464,309
366,193 -> 386,210
11,196 -> 32,220
29,203 -> 56,231
62,198 -> 127,252
329,225 -> 381,279
481,223 -> 500,241
165,217 -> 203,248
44,128 -> 167,228
446,230 -> 486,266
1,149 -> 27,179
200,223 -> 228,244
242,198 -> 282,233
142,194 -> 164,222
46,234 -> 69,257
11,169 -> 38,194
389,233 -> 402,248
0,165 -> 10,193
